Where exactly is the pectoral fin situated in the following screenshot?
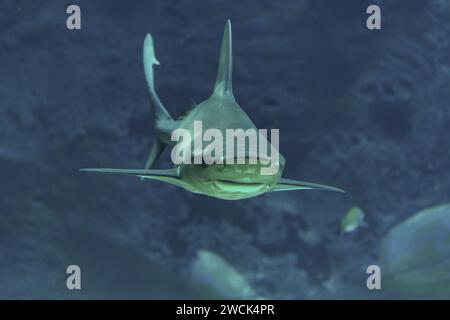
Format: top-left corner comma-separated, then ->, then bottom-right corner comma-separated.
272,178 -> 345,193
80,167 -> 186,189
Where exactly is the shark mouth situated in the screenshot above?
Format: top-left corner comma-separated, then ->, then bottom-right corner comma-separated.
213,179 -> 268,193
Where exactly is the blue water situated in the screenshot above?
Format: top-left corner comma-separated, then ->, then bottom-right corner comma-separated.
0,0 -> 449,299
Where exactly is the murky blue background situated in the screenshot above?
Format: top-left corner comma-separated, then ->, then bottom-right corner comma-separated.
1,0 -> 449,299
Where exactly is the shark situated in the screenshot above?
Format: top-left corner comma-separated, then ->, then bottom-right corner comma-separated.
81,20 -> 345,200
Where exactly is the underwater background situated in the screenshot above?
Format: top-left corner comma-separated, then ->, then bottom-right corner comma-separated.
1,0 -> 450,299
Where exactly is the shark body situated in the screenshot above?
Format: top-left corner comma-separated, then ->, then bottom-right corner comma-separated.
81,20 -> 344,200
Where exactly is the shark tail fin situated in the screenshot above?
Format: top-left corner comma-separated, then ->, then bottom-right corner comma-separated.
143,33 -> 172,121
212,19 -> 234,98
272,178 -> 346,193
143,33 -> 174,171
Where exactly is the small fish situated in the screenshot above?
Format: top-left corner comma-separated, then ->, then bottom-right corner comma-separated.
341,206 -> 367,234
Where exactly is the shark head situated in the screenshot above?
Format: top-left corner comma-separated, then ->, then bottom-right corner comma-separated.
178,155 -> 286,200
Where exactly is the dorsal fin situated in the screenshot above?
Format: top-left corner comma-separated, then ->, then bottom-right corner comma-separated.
212,19 -> 234,97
